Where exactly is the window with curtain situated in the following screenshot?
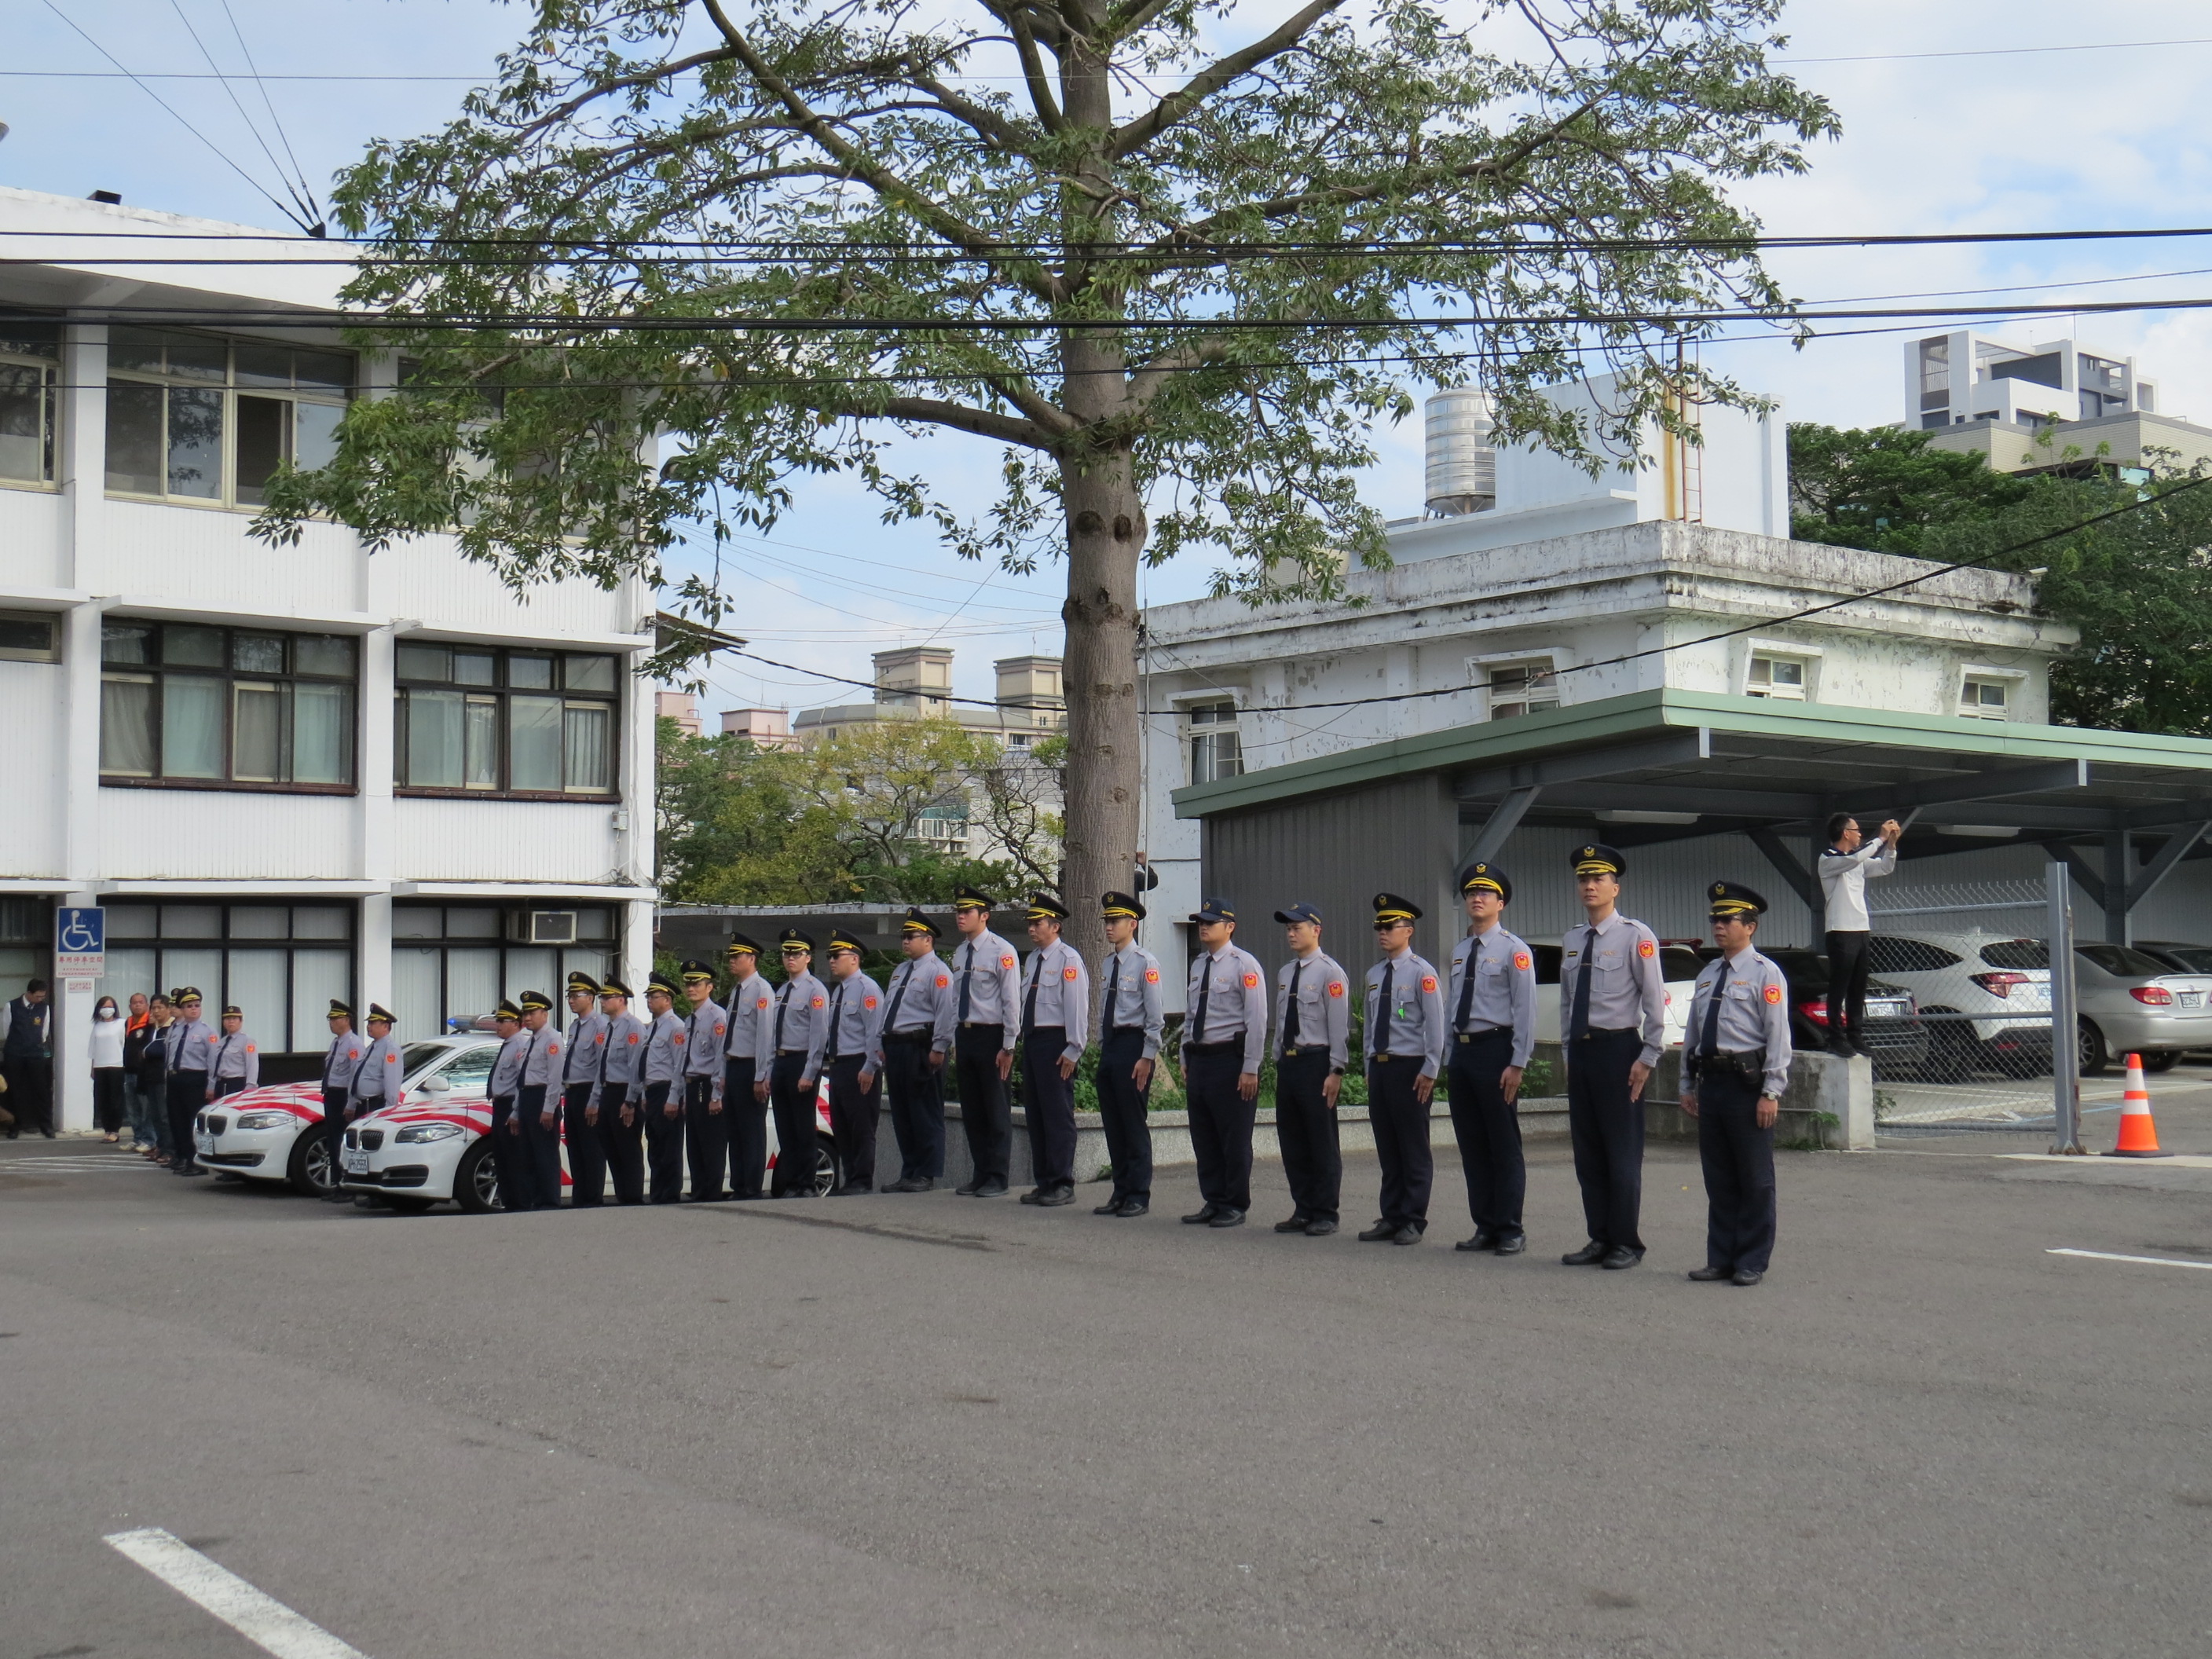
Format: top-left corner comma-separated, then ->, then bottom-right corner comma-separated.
393,646 -> 621,797
104,327 -> 353,509
99,621 -> 357,789
0,313 -> 61,487
101,903 -> 357,1054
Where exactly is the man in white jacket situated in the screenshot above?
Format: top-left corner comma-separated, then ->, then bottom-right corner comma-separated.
1818,813 -> 1903,1057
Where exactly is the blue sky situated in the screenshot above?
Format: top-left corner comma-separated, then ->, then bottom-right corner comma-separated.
7,1 -> 2211,711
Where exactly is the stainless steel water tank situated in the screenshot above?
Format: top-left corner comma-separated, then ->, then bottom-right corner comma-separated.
1423,386 -> 1496,515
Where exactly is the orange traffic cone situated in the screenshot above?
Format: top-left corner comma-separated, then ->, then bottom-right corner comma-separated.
2106,1053 -> 2173,1159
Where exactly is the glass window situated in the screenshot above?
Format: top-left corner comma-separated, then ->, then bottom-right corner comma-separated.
391,947 -> 444,1039
105,382 -> 166,494
445,948 -> 501,1025
1485,662 -> 1558,720
229,906 -> 291,939
162,905 -> 223,939
291,906 -> 352,940
392,908 -> 445,939
233,394 -> 291,505
104,328 -> 353,508
104,904 -> 158,937
99,621 -> 357,790
0,360 -> 57,485
226,948 -> 288,1035
1185,701 -> 1242,786
0,611 -> 61,663
394,646 -> 618,796
441,1043 -> 500,1087
445,908 -> 500,938
291,948 -> 352,1049
104,901 -> 356,1054
1747,655 -> 1808,700
1961,678 -> 2010,720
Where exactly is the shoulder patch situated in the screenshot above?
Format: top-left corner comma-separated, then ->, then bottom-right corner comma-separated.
934,974 -> 950,989
1242,971 -> 1259,989
244,1042 -> 256,1053
811,994 -> 826,1009
757,995 -> 772,1009
1420,974 -> 1438,994
672,1032 -> 686,1046
1000,953 -> 1016,970
1763,983 -> 1784,1005
1638,939 -> 1656,959
1327,980 -> 1345,998
712,1020 -> 726,1035
1144,967 -> 1160,984
1062,965 -> 1079,981
628,1031 -> 640,1044
862,995 -> 877,1009
1513,951 -> 1531,972
384,1051 -> 398,1064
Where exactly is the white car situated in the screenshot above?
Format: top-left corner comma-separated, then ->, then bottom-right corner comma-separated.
191,1038 -> 478,1196
1866,932 -> 2053,1079
339,1037 -> 840,1211
1529,939 -> 1704,1049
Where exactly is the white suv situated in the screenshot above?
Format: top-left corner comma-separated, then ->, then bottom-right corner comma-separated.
1866,932 -> 2052,1080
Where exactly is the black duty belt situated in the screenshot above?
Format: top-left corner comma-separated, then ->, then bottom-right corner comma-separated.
884,1029 -> 933,1042
1281,1044 -> 1330,1060
1574,1025 -> 1640,1042
959,1020 -> 1003,1029
1184,1039 -> 1243,1054
1106,1024 -> 1145,1037
1456,1026 -> 1511,1045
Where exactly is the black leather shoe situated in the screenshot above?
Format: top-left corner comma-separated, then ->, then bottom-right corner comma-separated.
955,1179 -> 983,1196
1687,1265 -> 1731,1282
1207,1208 -> 1246,1229
1390,1225 -> 1423,1246
1600,1246 -> 1641,1270
973,1180 -> 1009,1197
1731,1269 -> 1763,1287
1357,1221 -> 1399,1242
1274,1214 -> 1313,1234
1456,1229 -> 1500,1253
1116,1199 -> 1149,1218
1562,1240 -> 1609,1265
1019,1188 -> 1046,1205
882,1177 -> 920,1193
833,1184 -> 872,1196
1303,1217 -> 1338,1236
1493,1234 -> 1526,1256
1093,1199 -> 1125,1216
1181,1205 -> 1219,1225
1037,1186 -> 1074,1207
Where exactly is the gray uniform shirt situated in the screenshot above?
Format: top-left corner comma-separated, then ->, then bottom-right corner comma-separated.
1560,913 -> 1669,1068
1448,925 -> 1539,1070
350,1033 -> 404,1101
1686,945 -> 1794,1098
951,930 -> 1024,1050
723,974 -> 776,1062
1021,939 -> 1090,1061
491,1030 -> 531,1099
167,1016 -> 217,1075
771,971 -> 832,1084
564,1010 -> 610,1085
518,1024 -> 565,1090
1364,951 -> 1448,1080
1183,943 -> 1269,1075
1275,951 -> 1352,1073
880,954 -> 958,1057
1098,943 -> 1166,1060
1819,840 -> 1897,932
320,1030 -> 364,1093
209,1028 -> 261,1090
821,972 -> 885,1068
642,1009 -> 687,1086
684,1000 -> 727,1085
601,1010 -> 650,1092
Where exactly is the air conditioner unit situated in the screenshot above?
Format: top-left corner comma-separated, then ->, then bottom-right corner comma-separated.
526,910 -> 578,945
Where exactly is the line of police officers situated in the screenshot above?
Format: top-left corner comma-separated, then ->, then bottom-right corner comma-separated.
303,845 -> 1793,1284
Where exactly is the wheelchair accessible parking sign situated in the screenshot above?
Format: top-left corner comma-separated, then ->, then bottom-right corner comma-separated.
56,906 -> 105,978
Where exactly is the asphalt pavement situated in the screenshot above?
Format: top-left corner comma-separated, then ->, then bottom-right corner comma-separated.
3,1087 -> 2210,1659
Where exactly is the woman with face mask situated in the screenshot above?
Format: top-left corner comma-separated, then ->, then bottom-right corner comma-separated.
89,994 -> 127,1144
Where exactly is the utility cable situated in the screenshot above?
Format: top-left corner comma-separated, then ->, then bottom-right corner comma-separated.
214,0 -> 324,231
163,0 -> 320,233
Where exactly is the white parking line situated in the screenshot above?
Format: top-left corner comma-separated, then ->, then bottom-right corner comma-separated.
103,1528 -> 368,1658
2047,1247 -> 2212,1272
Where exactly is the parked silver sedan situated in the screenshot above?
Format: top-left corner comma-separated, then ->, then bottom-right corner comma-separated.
2071,943 -> 2212,1075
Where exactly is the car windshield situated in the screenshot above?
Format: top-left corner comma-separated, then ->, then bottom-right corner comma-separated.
1980,939 -> 2049,971
441,1044 -> 500,1087
2075,943 -> 2171,979
401,1042 -> 449,1072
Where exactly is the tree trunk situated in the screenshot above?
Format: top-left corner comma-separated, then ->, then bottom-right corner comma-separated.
1056,436 -> 1144,972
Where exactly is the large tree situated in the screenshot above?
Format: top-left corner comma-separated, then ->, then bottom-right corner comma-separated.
264,0 -> 1832,960
1788,421 -> 2034,556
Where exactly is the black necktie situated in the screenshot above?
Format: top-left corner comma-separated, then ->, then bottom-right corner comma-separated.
1104,953 -> 1122,1030
958,946 -> 974,1022
824,981 -> 845,1062
775,983 -> 790,1049
1375,962 -> 1394,1058
1190,957 -> 1213,1044
1700,972 -> 1724,1057
1284,961 -> 1304,1046
884,963 -> 912,1033
1569,933 -> 1593,1042
1022,956 -> 1039,1035
1455,938 -> 1479,1031
599,1017 -> 613,1083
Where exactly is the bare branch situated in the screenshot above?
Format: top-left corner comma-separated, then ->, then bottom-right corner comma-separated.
1110,0 -> 1344,160
875,395 -> 1055,449
513,46 -> 744,141
1125,335 -> 1232,405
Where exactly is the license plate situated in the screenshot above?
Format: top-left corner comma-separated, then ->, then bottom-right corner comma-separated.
2181,992 -> 2203,1008
342,1149 -> 369,1174
194,1133 -> 214,1155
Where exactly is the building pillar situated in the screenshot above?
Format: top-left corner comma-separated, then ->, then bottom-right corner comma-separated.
53,888 -> 101,1132
359,624 -> 397,1014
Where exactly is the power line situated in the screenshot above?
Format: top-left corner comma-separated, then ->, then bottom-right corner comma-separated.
1777,36 -> 2212,66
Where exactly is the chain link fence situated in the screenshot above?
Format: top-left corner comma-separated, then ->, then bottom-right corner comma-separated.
1864,872 -> 2082,1142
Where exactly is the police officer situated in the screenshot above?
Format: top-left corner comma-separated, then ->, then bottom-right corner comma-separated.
207,1005 -> 261,1100
1362,894 -> 1448,1245
1558,844 -> 1668,1270
562,972 -> 612,1207
1683,882 -> 1793,1287
1094,892 -> 1163,1218
640,972 -> 689,1203
1181,899 -> 1269,1229
722,935 -> 776,1199
680,961 -> 729,1200
317,999 -> 364,1201
948,886 -> 1021,1196
877,909 -> 958,1193
488,999 -> 531,1210
1014,895 -> 1087,1207
1270,903 -> 1350,1236
595,980 -> 650,1205
767,929 -> 830,1196
820,930 -> 885,1195
515,991 -> 566,1212
351,1002 -> 404,1118
164,988 -> 216,1177
1445,862 -> 1538,1255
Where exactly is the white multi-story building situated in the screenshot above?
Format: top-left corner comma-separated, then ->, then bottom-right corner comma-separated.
0,187 -> 657,1128
1906,329 -> 2157,434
